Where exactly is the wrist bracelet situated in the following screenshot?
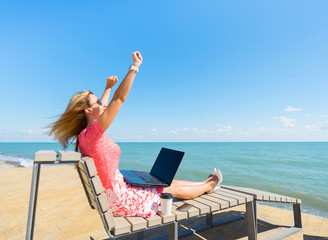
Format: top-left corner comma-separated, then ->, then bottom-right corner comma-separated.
129,65 -> 139,73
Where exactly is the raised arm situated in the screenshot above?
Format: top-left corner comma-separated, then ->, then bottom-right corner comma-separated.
100,76 -> 118,107
98,51 -> 143,131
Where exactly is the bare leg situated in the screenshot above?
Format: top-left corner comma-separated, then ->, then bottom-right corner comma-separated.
171,177 -> 213,186
170,170 -> 217,186
163,176 -> 218,199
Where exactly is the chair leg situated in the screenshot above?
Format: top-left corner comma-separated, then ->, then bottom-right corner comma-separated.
137,231 -> 144,240
169,221 -> 178,240
206,213 -> 213,227
253,200 -> 257,220
246,201 -> 257,240
26,163 -> 41,240
293,203 -> 302,228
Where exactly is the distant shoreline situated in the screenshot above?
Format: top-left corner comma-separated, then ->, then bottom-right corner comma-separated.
0,160 -> 24,169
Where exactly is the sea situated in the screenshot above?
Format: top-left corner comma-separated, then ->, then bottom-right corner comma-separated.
0,142 -> 327,218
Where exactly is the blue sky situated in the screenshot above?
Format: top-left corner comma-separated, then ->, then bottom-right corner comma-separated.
0,0 -> 327,142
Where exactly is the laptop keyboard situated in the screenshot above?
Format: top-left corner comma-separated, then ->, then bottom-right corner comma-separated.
132,171 -> 165,185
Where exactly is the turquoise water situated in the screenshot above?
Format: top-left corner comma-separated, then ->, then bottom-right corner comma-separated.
0,142 -> 327,218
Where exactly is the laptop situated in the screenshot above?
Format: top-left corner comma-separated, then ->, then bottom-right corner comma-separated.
120,147 -> 185,187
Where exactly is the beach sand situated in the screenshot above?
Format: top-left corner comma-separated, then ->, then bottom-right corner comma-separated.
1,165 -> 327,240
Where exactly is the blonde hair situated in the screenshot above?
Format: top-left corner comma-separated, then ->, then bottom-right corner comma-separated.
48,90 -> 93,151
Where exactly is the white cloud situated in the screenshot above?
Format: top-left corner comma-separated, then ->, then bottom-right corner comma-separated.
149,128 -> 159,135
192,128 -> 208,135
305,125 -> 319,131
216,124 -> 232,132
109,121 -> 328,141
225,125 -> 232,131
41,128 -> 49,134
257,127 -> 281,134
22,129 -> 38,135
285,105 -> 303,112
274,116 -> 297,127
169,130 -> 177,135
0,128 -> 52,142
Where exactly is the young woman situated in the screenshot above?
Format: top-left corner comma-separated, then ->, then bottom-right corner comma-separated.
49,51 -> 222,217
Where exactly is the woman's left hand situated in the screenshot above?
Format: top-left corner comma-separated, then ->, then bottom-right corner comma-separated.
107,76 -> 118,88
132,51 -> 143,68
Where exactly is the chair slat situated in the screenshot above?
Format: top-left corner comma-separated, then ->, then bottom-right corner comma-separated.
201,194 -> 229,209
34,150 -> 56,163
58,151 -> 81,162
222,185 -> 301,204
276,196 -> 286,203
269,194 -> 275,201
218,188 -> 253,202
222,186 -> 270,201
171,204 -> 188,221
215,189 -> 246,204
222,186 -> 262,199
173,201 -> 199,218
104,211 -> 116,230
91,175 -> 105,195
211,192 -> 238,206
183,199 -> 210,214
113,217 -> 131,235
97,193 -> 110,213
145,215 -> 162,227
81,157 -> 98,177
157,206 -> 175,223
193,196 -> 221,211
125,217 -> 147,231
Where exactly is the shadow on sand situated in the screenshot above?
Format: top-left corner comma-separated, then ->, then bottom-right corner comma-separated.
89,210 -> 311,240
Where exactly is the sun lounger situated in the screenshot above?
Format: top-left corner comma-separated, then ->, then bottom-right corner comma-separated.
26,150 -> 257,240
75,154 -> 258,240
26,150 -> 302,240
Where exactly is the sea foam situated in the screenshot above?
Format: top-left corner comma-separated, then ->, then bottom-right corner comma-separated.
0,153 -> 33,167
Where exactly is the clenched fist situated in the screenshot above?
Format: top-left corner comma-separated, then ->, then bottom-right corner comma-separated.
132,51 -> 143,68
106,76 -> 118,88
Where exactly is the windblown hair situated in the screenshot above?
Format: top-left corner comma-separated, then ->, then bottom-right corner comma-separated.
48,90 -> 93,151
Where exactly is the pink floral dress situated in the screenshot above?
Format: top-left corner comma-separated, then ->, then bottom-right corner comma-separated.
78,120 -> 163,217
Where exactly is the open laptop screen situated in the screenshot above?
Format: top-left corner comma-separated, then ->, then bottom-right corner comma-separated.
150,148 -> 185,185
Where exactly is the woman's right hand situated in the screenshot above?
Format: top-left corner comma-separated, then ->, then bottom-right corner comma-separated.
132,51 -> 143,68
107,76 -> 118,88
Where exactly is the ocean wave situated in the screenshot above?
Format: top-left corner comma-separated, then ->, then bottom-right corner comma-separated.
0,154 -> 33,167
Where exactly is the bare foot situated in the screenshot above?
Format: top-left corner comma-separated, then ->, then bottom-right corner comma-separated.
204,176 -> 214,183
207,168 -> 217,178
206,175 -> 219,192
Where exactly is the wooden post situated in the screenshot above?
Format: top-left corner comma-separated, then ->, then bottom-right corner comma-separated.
169,222 -> 178,240
26,163 -> 41,240
246,201 -> 257,240
293,203 -> 302,228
